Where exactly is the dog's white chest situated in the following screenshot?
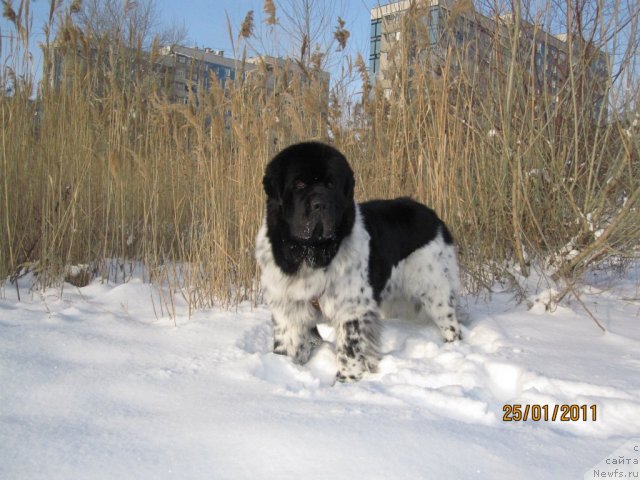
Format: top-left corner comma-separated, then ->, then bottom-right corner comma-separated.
255,208 -> 373,320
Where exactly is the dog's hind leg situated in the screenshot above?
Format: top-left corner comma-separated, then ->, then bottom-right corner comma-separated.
400,242 -> 462,342
416,288 -> 461,342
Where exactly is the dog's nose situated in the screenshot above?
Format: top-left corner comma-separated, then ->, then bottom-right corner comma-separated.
310,198 -> 326,212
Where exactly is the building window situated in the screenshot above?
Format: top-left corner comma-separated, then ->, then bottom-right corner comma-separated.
430,8 -> 439,25
429,26 -> 438,44
371,19 -> 382,37
371,39 -> 381,55
369,57 -> 380,73
370,18 -> 382,74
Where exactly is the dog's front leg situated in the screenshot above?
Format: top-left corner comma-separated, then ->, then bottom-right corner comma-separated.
335,309 -> 381,382
271,299 -> 322,364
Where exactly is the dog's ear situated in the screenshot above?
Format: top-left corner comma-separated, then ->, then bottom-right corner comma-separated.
343,168 -> 355,199
262,157 -> 282,201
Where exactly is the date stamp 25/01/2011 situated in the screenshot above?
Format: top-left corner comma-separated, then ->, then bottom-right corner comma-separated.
503,404 -> 597,422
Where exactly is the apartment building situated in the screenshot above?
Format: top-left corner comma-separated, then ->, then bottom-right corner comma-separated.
157,45 -> 330,104
369,0 -> 608,117
156,45 -> 237,103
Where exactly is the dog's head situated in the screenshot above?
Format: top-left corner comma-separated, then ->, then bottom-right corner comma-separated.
263,141 -> 355,244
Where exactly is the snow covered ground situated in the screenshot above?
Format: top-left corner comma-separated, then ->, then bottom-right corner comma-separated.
1,265 -> 639,479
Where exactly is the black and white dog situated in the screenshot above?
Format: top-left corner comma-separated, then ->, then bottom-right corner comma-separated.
255,142 -> 461,382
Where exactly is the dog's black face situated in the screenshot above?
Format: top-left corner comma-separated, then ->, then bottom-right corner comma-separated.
263,142 -> 355,274
273,156 -> 346,243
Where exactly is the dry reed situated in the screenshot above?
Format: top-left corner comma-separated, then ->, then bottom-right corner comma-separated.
1,0 -> 638,313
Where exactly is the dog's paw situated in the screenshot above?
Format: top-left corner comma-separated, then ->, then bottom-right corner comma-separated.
292,328 -> 324,364
292,343 -> 316,364
335,353 -> 377,383
442,324 -> 462,342
336,370 -> 362,383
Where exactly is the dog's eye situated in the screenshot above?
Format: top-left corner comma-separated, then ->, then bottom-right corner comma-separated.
294,180 -> 306,190
326,180 -> 334,188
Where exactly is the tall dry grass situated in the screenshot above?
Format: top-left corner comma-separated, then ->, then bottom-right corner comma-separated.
350,0 -> 640,293
1,0 -> 639,312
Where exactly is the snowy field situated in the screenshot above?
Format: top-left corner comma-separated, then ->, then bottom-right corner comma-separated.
1,265 -> 639,479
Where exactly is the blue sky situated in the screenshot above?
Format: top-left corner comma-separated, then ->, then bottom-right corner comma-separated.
1,0 -> 378,88
158,0 -> 375,55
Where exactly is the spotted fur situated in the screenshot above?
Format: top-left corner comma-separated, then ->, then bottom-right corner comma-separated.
256,206 -> 380,381
256,142 -> 461,383
256,202 -> 461,382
